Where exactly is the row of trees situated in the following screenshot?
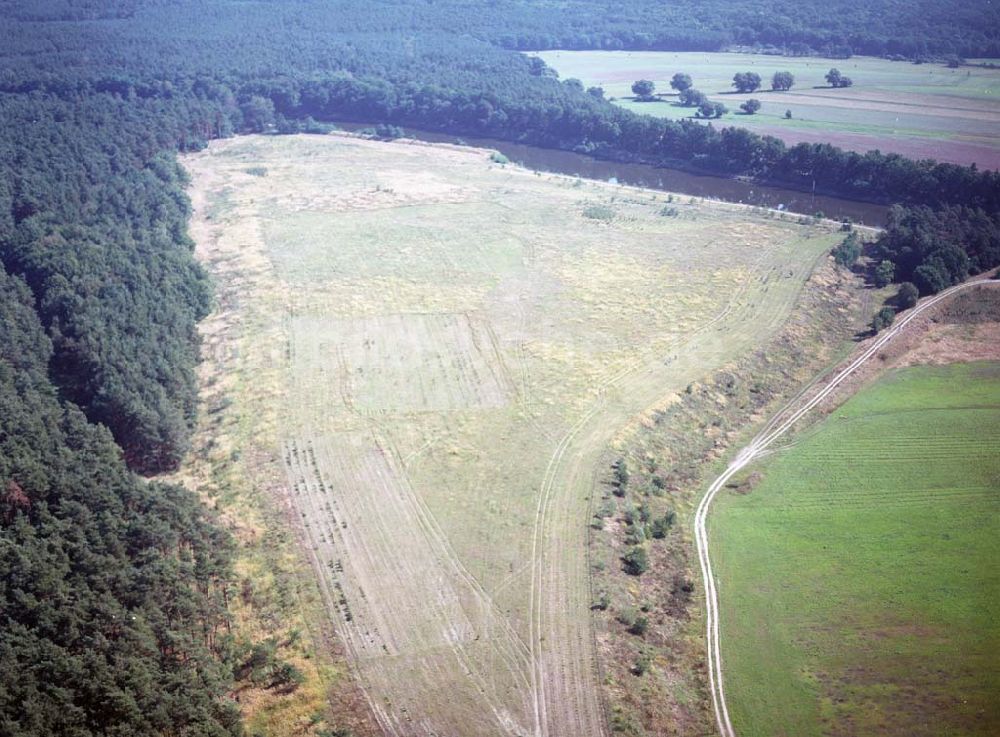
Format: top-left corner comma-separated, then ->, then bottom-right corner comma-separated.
633,70 -> 795,99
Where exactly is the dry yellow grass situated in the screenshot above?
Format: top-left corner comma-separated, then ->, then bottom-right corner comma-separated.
181,132 -> 842,736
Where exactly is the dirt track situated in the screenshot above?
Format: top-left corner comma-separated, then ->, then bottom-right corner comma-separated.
183,133 -> 842,737
695,276 -> 1000,737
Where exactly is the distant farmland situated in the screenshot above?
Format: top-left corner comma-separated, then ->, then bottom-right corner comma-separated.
183,133 -> 842,737
534,51 -> 1000,169
712,362 -> 1000,737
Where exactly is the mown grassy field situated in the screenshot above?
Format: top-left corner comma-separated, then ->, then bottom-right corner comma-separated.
183,132 -> 842,737
534,51 -> 1000,168
711,362 -> 1000,737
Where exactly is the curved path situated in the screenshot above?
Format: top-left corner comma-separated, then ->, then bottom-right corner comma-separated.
526,245 -> 823,737
694,276 -> 1000,737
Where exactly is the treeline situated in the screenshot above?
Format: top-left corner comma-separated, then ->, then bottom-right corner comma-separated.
471,0 -> 1000,59
0,93 -> 214,472
1,1 -> 998,733
249,74 -> 1000,211
0,270 -> 239,736
874,205 -> 1000,294
8,0 -> 996,58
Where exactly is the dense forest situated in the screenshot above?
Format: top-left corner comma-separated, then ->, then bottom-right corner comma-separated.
1,1 -> 998,734
0,270 -> 239,736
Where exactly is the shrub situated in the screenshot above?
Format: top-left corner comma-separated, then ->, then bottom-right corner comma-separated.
832,232 -> 862,267
583,204 -> 616,221
651,511 -> 676,539
872,306 -> 896,333
628,616 -> 649,636
623,546 -> 649,576
374,123 -> 404,139
624,524 -> 646,545
897,282 -> 919,309
632,651 -> 652,676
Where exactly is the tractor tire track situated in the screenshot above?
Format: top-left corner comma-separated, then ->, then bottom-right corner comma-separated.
694,276 -> 1000,737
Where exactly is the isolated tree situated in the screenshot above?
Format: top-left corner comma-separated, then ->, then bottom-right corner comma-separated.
732,71 -> 762,92
696,101 -> 727,118
785,109 -> 793,118
740,98 -> 761,114
670,72 -> 693,92
679,88 -> 707,107
896,282 -> 919,309
771,71 -> 795,90
871,306 -> 896,333
825,68 -> 853,88
874,259 -> 895,287
631,79 -> 656,100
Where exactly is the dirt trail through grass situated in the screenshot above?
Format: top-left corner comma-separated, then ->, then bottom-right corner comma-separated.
184,133 -> 840,737
696,277 -> 1000,737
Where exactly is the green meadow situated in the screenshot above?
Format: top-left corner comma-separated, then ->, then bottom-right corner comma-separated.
711,362 -> 1000,737
534,51 -> 1000,168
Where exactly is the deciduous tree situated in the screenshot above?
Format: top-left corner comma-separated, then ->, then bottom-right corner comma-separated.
732,71 -> 762,92
670,72 -> 693,92
631,79 -> 656,100
771,71 -> 795,90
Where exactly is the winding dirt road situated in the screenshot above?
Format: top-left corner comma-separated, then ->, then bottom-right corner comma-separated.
694,276 -> 1000,737
526,247 -> 823,737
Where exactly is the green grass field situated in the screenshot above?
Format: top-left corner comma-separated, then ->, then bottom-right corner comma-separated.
712,362 -> 1000,737
534,51 -> 1000,168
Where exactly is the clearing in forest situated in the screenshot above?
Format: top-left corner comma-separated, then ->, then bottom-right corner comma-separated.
712,361 -> 1000,737
535,50 -> 1000,169
183,133 -> 841,737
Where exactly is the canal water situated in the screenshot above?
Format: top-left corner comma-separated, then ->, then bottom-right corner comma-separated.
335,122 -> 889,225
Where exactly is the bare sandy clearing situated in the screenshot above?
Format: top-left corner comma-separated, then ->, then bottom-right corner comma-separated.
183,133 -> 842,736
